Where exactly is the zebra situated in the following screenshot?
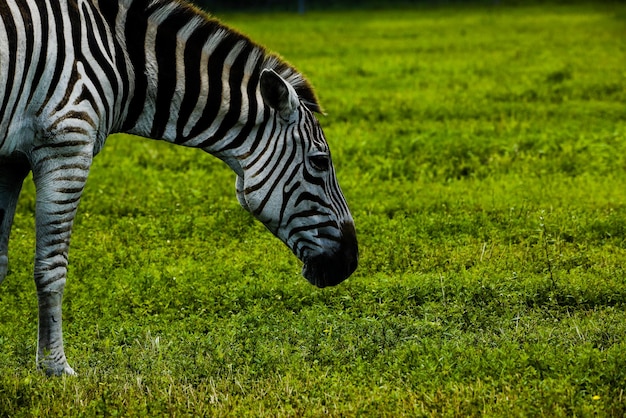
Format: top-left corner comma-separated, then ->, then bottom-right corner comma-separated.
0,0 -> 358,376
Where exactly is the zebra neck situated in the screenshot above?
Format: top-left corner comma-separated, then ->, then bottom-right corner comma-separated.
118,0 -> 267,151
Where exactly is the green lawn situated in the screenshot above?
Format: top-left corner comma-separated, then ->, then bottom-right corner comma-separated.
2,2 -> 626,416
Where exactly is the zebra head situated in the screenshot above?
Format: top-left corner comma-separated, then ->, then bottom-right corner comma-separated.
226,69 -> 358,288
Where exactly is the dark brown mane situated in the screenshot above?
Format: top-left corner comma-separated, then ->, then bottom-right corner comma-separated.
150,0 -> 322,113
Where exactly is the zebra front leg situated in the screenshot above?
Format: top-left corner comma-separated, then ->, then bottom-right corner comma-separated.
0,156 -> 30,284
31,143 -> 93,376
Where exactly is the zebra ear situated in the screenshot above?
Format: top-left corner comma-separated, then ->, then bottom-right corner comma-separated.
260,69 -> 299,120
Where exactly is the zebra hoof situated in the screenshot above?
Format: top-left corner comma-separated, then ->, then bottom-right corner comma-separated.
40,361 -> 76,377
62,364 -> 77,376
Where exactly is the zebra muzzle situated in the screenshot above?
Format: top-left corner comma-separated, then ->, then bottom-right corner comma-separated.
302,222 -> 358,288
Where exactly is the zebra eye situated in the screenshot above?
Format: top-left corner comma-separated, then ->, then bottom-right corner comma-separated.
309,154 -> 330,172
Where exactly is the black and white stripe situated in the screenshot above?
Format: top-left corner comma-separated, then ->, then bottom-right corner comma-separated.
0,0 -> 357,376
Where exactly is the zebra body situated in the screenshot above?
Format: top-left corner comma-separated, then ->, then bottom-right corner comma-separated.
0,0 -> 357,376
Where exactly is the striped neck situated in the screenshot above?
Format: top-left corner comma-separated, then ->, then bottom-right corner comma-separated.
116,0 -> 320,151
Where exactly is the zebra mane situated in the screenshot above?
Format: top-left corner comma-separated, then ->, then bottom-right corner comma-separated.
137,0 -> 323,113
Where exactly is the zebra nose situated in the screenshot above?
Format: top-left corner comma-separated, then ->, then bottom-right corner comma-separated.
302,222 -> 358,288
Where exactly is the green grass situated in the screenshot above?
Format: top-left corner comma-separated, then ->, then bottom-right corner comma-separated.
2,2 -> 626,416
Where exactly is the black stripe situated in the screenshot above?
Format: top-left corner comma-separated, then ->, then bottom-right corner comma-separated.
241,109 -> 274,167
53,66 -> 80,114
54,3 -> 82,114
96,0 -> 118,28
32,140 -> 92,152
278,166 -> 302,226
53,174 -> 89,181
74,87 -> 99,116
295,192 -> 332,210
199,42 -> 251,146
48,207 -> 81,217
50,197 -> 81,206
246,128 -> 289,189
176,25 -> 211,140
45,236 -> 72,247
94,0 -> 130,130
35,272 -> 67,288
34,153 -> 91,166
302,165 -> 326,188
38,1 -> 67,115
49,110 -> 96,131
121,0 -> 149,131
33,162 -> 91,174
54,186 -> 85,194
286,209 -> 329,226
287,220 -> 338,241
83,2 -> 117,73
28,0 -> 49,105
14,2 -> 34,100
295,117 -> 328,188
313,232 -> 342,242
187,25 -> 232,139
216,50 -> 262,153
251,142 -> 297,217
80,3 -> 117,125
0,3 -> 18,136
151,9 -> 191,139
33,151 -> 91,164
41,250 -> 69,262
294,242 -> 316,259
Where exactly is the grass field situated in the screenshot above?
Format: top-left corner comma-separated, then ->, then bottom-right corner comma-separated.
2,2 -> 626,416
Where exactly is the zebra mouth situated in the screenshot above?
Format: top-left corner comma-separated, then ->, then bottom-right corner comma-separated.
302,252 -> 357,288
301,222 -> 358,288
